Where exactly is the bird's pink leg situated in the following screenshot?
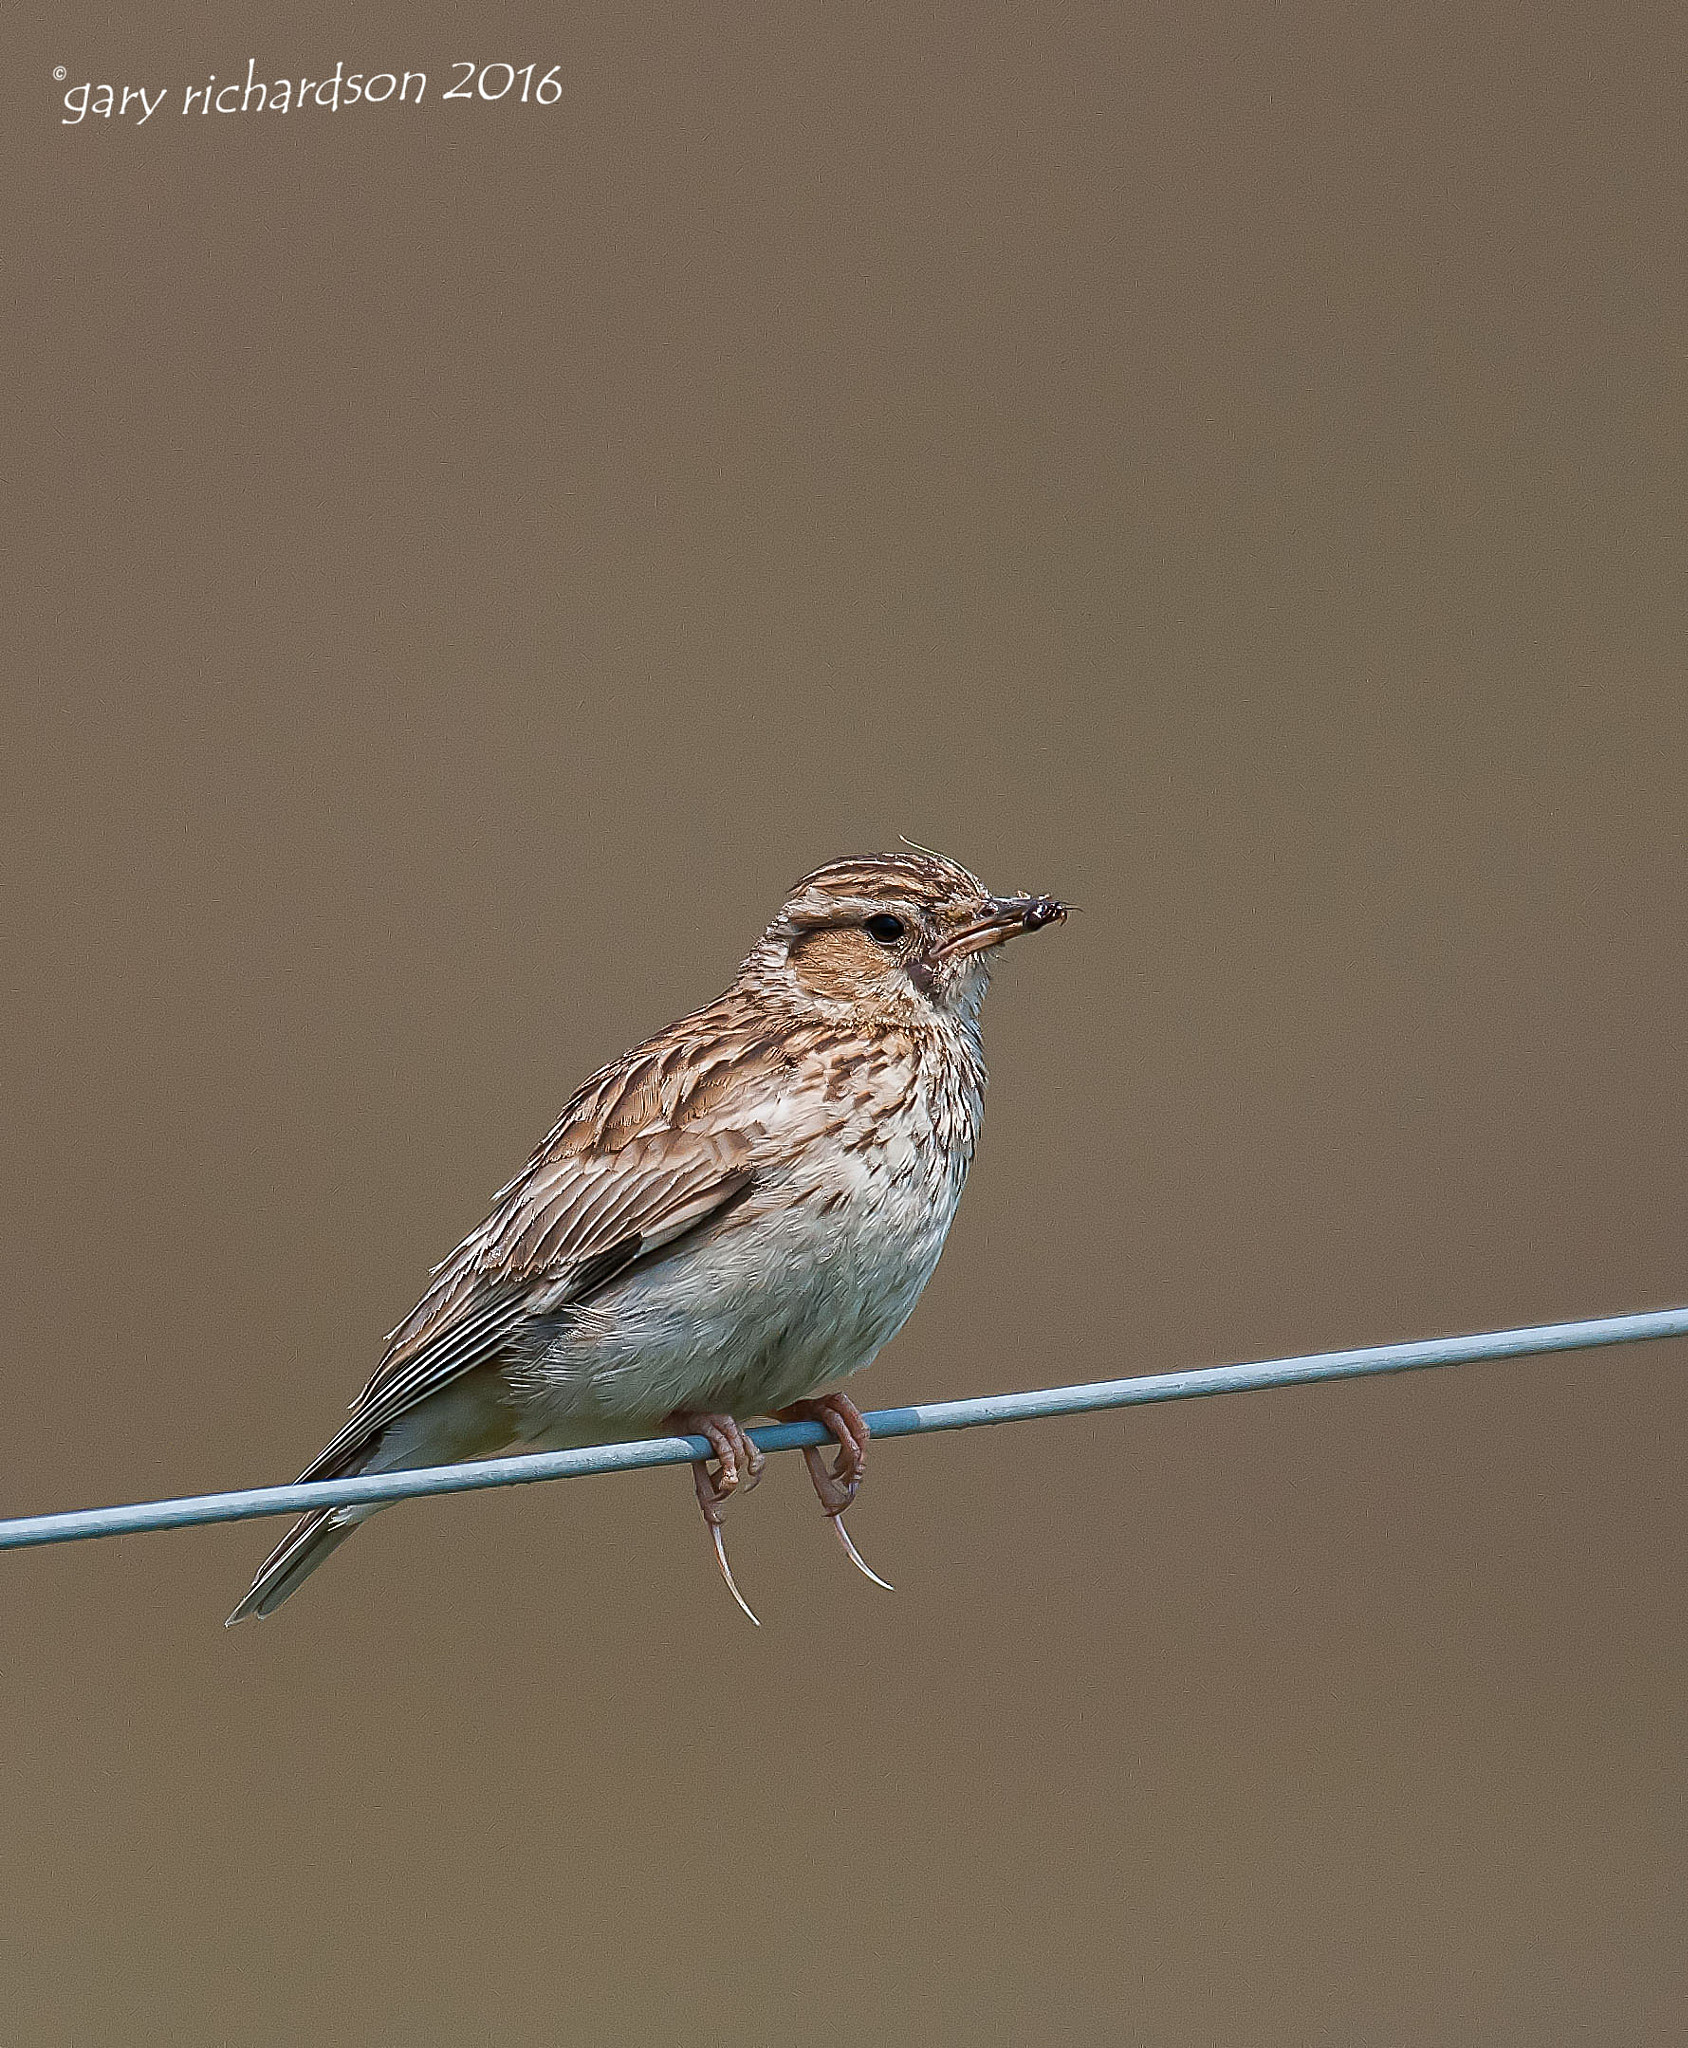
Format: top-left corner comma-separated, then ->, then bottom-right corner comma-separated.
775,1393 -> 893,1592
669,1411 -> 765,1624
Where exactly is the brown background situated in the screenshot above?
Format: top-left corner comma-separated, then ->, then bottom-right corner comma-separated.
7,3 -> 1685,2041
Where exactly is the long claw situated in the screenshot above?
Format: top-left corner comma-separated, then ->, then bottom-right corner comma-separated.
710,1520 -> 761,1626
831,1513 -> 894,1592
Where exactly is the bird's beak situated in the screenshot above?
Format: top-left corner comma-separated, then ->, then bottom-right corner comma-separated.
933,894 -> 1069,961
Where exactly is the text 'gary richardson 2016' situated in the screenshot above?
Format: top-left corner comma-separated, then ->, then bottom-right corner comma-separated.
60,60 -> 564,125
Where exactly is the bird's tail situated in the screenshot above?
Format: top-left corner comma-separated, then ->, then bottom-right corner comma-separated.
226,1378 -> 520,1625
224,1504 -> 374,1625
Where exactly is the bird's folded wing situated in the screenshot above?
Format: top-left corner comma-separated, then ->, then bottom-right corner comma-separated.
298,1128 -> 755,1479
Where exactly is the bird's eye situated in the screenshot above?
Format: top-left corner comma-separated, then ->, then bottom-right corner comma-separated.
863,913 -> 906,945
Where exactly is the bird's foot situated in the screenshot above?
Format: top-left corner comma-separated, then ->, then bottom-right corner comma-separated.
670,1411 -> 765,1625
674,1410 -> 766,1519
776,1393 -> 867,1511
775,1394 -> 893,1593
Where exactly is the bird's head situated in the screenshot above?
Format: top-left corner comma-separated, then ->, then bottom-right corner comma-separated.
745,848 -> 1068,1030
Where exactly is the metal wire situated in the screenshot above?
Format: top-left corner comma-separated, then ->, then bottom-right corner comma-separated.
2,1305 -> 1683,1554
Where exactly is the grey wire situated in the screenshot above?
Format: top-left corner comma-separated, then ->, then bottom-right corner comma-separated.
2,1305 -> 1683,1553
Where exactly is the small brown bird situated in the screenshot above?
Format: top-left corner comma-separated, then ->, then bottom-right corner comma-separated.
228,848 -> 1066,1624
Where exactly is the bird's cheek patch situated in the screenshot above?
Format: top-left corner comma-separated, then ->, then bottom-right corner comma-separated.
788,926 -> 886,999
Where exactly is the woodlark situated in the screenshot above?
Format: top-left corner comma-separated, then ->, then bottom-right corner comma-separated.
228,849 -> 1066,1624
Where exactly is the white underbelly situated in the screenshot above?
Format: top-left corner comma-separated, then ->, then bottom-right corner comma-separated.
512,1153 -> 965,1436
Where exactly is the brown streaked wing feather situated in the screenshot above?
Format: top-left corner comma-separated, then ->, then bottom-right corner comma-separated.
302,1122 -> 757,1480
297,1281 -> 542,1481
